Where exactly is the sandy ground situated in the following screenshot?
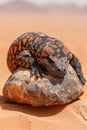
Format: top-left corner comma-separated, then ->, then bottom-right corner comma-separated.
0,13 -> 87,130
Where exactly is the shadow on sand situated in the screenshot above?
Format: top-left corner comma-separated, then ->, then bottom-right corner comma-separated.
0,95 -> 68,117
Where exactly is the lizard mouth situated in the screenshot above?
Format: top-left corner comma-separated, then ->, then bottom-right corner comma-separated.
45,64 -> 67,77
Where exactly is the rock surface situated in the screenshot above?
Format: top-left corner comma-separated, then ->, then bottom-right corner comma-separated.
3,65 -> 84,106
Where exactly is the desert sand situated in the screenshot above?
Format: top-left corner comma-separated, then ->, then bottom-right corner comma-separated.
0,12 -> 87,130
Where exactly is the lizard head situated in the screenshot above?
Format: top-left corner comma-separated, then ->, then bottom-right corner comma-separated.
37,43 -> 69,77
41,55 -> 69,77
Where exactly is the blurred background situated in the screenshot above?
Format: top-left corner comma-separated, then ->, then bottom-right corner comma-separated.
0,0 -> 87,98
0,0 -> 87,41
0,0 -> 87,43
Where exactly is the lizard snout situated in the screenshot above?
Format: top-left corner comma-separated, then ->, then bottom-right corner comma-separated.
57,66 -> 67,75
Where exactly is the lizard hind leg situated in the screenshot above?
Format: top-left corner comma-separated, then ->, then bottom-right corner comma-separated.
69,53 -> 86,85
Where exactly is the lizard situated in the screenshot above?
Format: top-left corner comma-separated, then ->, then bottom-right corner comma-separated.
7,32 -> 86,85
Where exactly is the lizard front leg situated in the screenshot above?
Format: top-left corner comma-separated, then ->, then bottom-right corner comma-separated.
69,53 -> 86,85
17,50 -> 45,77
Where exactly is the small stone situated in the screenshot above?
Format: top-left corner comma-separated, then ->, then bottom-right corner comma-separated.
76,100 -> 87,121
3,65 -> 84,106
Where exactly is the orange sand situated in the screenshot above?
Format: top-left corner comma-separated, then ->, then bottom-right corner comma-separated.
0,13 -> 87,130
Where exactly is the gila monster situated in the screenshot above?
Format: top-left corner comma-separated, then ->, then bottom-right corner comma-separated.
7,32 -> 86,85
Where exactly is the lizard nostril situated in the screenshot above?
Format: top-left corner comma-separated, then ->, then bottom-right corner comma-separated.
64,69 -> 66,72
57,68 -> 61,71
57,67 -> 66,73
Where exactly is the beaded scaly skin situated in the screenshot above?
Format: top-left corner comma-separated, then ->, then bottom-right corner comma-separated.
7,32 -> 86,85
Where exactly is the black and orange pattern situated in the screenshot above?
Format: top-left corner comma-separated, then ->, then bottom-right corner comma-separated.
7,32 -> 86,85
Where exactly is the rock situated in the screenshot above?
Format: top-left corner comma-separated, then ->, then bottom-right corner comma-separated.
3,65 -> 84,106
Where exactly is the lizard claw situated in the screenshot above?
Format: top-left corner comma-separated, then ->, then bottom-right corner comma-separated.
80,77 -> 86,85
30,64 -> 46,77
